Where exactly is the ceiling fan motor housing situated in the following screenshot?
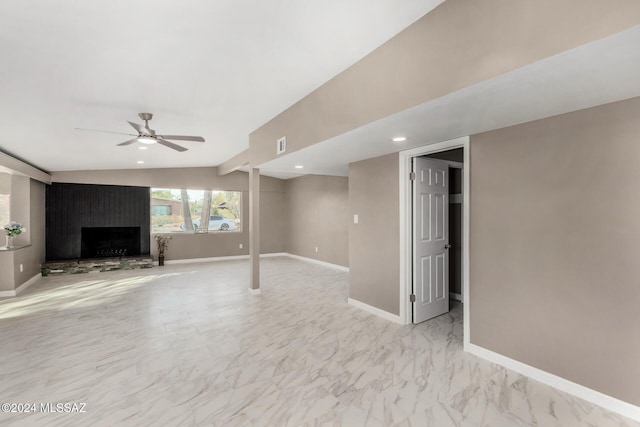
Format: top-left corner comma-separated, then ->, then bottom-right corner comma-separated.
138,112 -> 153,121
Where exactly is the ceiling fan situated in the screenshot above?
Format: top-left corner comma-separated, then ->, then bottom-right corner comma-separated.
76,113 -> 205,152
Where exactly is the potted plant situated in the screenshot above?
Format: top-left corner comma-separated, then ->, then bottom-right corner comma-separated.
3,221 -> 26,248
154,234 -> 171,266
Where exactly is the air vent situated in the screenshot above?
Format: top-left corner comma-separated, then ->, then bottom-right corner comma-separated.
276,136 -> 286,155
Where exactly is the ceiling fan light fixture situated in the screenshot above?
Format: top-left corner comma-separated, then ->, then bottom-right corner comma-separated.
138,136 -> 156,145
77,113 -> 203,152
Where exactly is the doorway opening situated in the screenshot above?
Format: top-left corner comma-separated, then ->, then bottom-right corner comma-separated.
399,137 -> 470,348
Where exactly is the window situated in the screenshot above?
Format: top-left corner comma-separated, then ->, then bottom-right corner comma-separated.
0,194 -> 9,228
150,188 -> 241,234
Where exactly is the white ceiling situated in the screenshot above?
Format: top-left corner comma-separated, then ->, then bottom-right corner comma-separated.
0,0 -> 444,172
260,25 -> 640,179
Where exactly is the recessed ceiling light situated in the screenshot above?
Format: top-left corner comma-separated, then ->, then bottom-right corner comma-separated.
294,165 -> 304,169
137,160 -> 144,164
392,136 -> 407,142
138,146 -> 148,150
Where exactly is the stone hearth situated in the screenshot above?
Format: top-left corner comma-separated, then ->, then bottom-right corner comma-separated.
41,257 -> 153,277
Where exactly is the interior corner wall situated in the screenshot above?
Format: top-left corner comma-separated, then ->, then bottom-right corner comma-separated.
0,173 -> 10,193
260,186 -> 286,255
348,153 -> 399,315
0,178 -> 46,291
16,179 -> 46,283
283,175 -> 349,267
10,175 -> 30,247
469,96 -> 640,406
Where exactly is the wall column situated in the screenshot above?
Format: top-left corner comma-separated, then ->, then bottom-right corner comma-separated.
10,175 -> 30,247
249,168 -> 260,292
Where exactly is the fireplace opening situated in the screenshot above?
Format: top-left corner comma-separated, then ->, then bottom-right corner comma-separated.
81,227 -> 141,259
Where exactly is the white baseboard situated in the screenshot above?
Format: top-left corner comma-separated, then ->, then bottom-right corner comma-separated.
158,255 -> 249,265
153,252 -> 349,272
466,343 -> 640,422
348,298 -> 403,324
261,252 -> 288,258
155,253 -> 293,266
15,273 -> 41,295
248,288 -> 261,295
0,273 -> 42,297
284,253 -> 349,272
449,292 -> 462,302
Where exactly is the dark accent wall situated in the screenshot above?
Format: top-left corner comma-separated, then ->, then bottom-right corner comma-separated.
46,183 -> 150,260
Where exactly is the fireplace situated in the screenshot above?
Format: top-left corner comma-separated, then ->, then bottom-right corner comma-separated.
81,227 -> 141,259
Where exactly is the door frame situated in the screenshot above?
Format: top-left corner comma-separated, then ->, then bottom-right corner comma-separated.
399,136 -> 470,349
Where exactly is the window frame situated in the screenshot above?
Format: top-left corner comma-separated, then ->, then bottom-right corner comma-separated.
150,188 -> 242,234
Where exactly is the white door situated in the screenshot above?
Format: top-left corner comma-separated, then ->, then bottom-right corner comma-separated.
413,157 -> 449,324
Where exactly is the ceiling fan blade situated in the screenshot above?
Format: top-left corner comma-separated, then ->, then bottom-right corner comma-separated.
159,135 -> 205,142
157,139 -> 188,152
117,138 -> 139,146
75,127 -> 136,137
127,121 -> 144,135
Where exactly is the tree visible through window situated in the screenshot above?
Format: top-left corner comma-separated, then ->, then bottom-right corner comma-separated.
150,188 -> 241,233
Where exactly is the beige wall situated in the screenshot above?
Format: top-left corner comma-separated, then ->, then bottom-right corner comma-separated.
0,178 -> 46,291
284,175 -> 349,267
248,0 -> 640,167
10,175 -> 30,247
349,153 -> 399,314
470,96 -> 640,406
345,97 -> 640,405
51,168 -> 286,261
0,173 -> 10,193
23,179 -> 46,280
49,168 -> 347,264
0,256 -> 13,291
261,187 -> 287,255
0,151 -> 50,184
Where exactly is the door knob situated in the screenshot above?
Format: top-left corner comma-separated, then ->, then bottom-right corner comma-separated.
445,244 -> 452,249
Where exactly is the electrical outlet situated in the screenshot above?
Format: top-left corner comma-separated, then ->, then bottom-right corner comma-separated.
315,246 -> 319,253
19,264 -> 23,273
239,243 -> 243,249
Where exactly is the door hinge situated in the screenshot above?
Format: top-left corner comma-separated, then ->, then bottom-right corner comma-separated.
409,172 -> 416,181
410,294 -> 416,302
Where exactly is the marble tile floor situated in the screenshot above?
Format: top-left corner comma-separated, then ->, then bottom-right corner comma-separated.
0,256 -> 637,427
